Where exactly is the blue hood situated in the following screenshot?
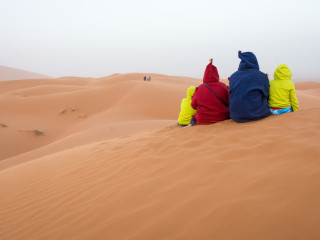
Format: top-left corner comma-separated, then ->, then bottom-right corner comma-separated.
229,51 -> 270,123
238,51 -> 259,70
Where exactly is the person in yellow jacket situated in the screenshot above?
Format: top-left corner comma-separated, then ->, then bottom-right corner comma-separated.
177,86 -> 197,127
269,64 -> 299,115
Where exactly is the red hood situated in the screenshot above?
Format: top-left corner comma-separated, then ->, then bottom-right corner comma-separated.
203,61 -> 219,83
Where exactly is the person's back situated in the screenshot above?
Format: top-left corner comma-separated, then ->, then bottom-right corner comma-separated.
229,51 -> 270,123
178,86 -> 197,126
269,64 -> 299,114
191,60 -> 229,124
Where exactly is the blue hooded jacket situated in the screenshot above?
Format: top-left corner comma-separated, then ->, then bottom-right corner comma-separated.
229,51 -> 270,123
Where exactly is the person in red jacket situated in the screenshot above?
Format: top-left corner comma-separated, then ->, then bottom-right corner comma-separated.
191,59 -> 229,125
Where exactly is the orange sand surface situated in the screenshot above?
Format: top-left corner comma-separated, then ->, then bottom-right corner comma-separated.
0,73 -> 320,240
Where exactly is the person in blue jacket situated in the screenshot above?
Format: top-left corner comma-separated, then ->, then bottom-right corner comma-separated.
229,51 -> 270,123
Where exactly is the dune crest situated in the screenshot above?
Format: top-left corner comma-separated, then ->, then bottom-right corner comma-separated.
0,73 -> 200,164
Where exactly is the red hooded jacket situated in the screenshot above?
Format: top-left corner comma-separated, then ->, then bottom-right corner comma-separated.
191,61 -> 229,124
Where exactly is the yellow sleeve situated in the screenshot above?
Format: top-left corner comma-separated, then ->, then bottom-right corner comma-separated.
290,83 -> 299,111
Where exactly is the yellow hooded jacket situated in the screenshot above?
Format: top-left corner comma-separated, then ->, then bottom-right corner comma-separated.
269,64 -> 299,111
178,86 -> 197,125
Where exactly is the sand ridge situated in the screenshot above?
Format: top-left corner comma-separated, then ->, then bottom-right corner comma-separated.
0,73 -> 200,164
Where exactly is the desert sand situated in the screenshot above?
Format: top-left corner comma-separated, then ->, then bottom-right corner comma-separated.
0,65 -> 51,81
0,73 -> 320,240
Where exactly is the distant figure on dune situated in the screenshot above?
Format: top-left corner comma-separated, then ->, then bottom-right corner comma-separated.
177,86 -> 197,127
190,59 -> 230,125
269,64 -> 299,115
229,51 -> 270,123
144,76 -> 151,81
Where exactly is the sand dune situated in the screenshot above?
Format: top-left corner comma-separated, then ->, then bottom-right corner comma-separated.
0,65 -> 51,81
0,74 -> 320,240
0,74 -> 198,162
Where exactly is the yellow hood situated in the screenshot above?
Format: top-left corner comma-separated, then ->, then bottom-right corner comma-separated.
178,85 -> 197,125
186,86 -> 196,99
274,64 -> 292,81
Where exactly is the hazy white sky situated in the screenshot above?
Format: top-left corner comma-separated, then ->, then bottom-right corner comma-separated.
1,0 -> 320,79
